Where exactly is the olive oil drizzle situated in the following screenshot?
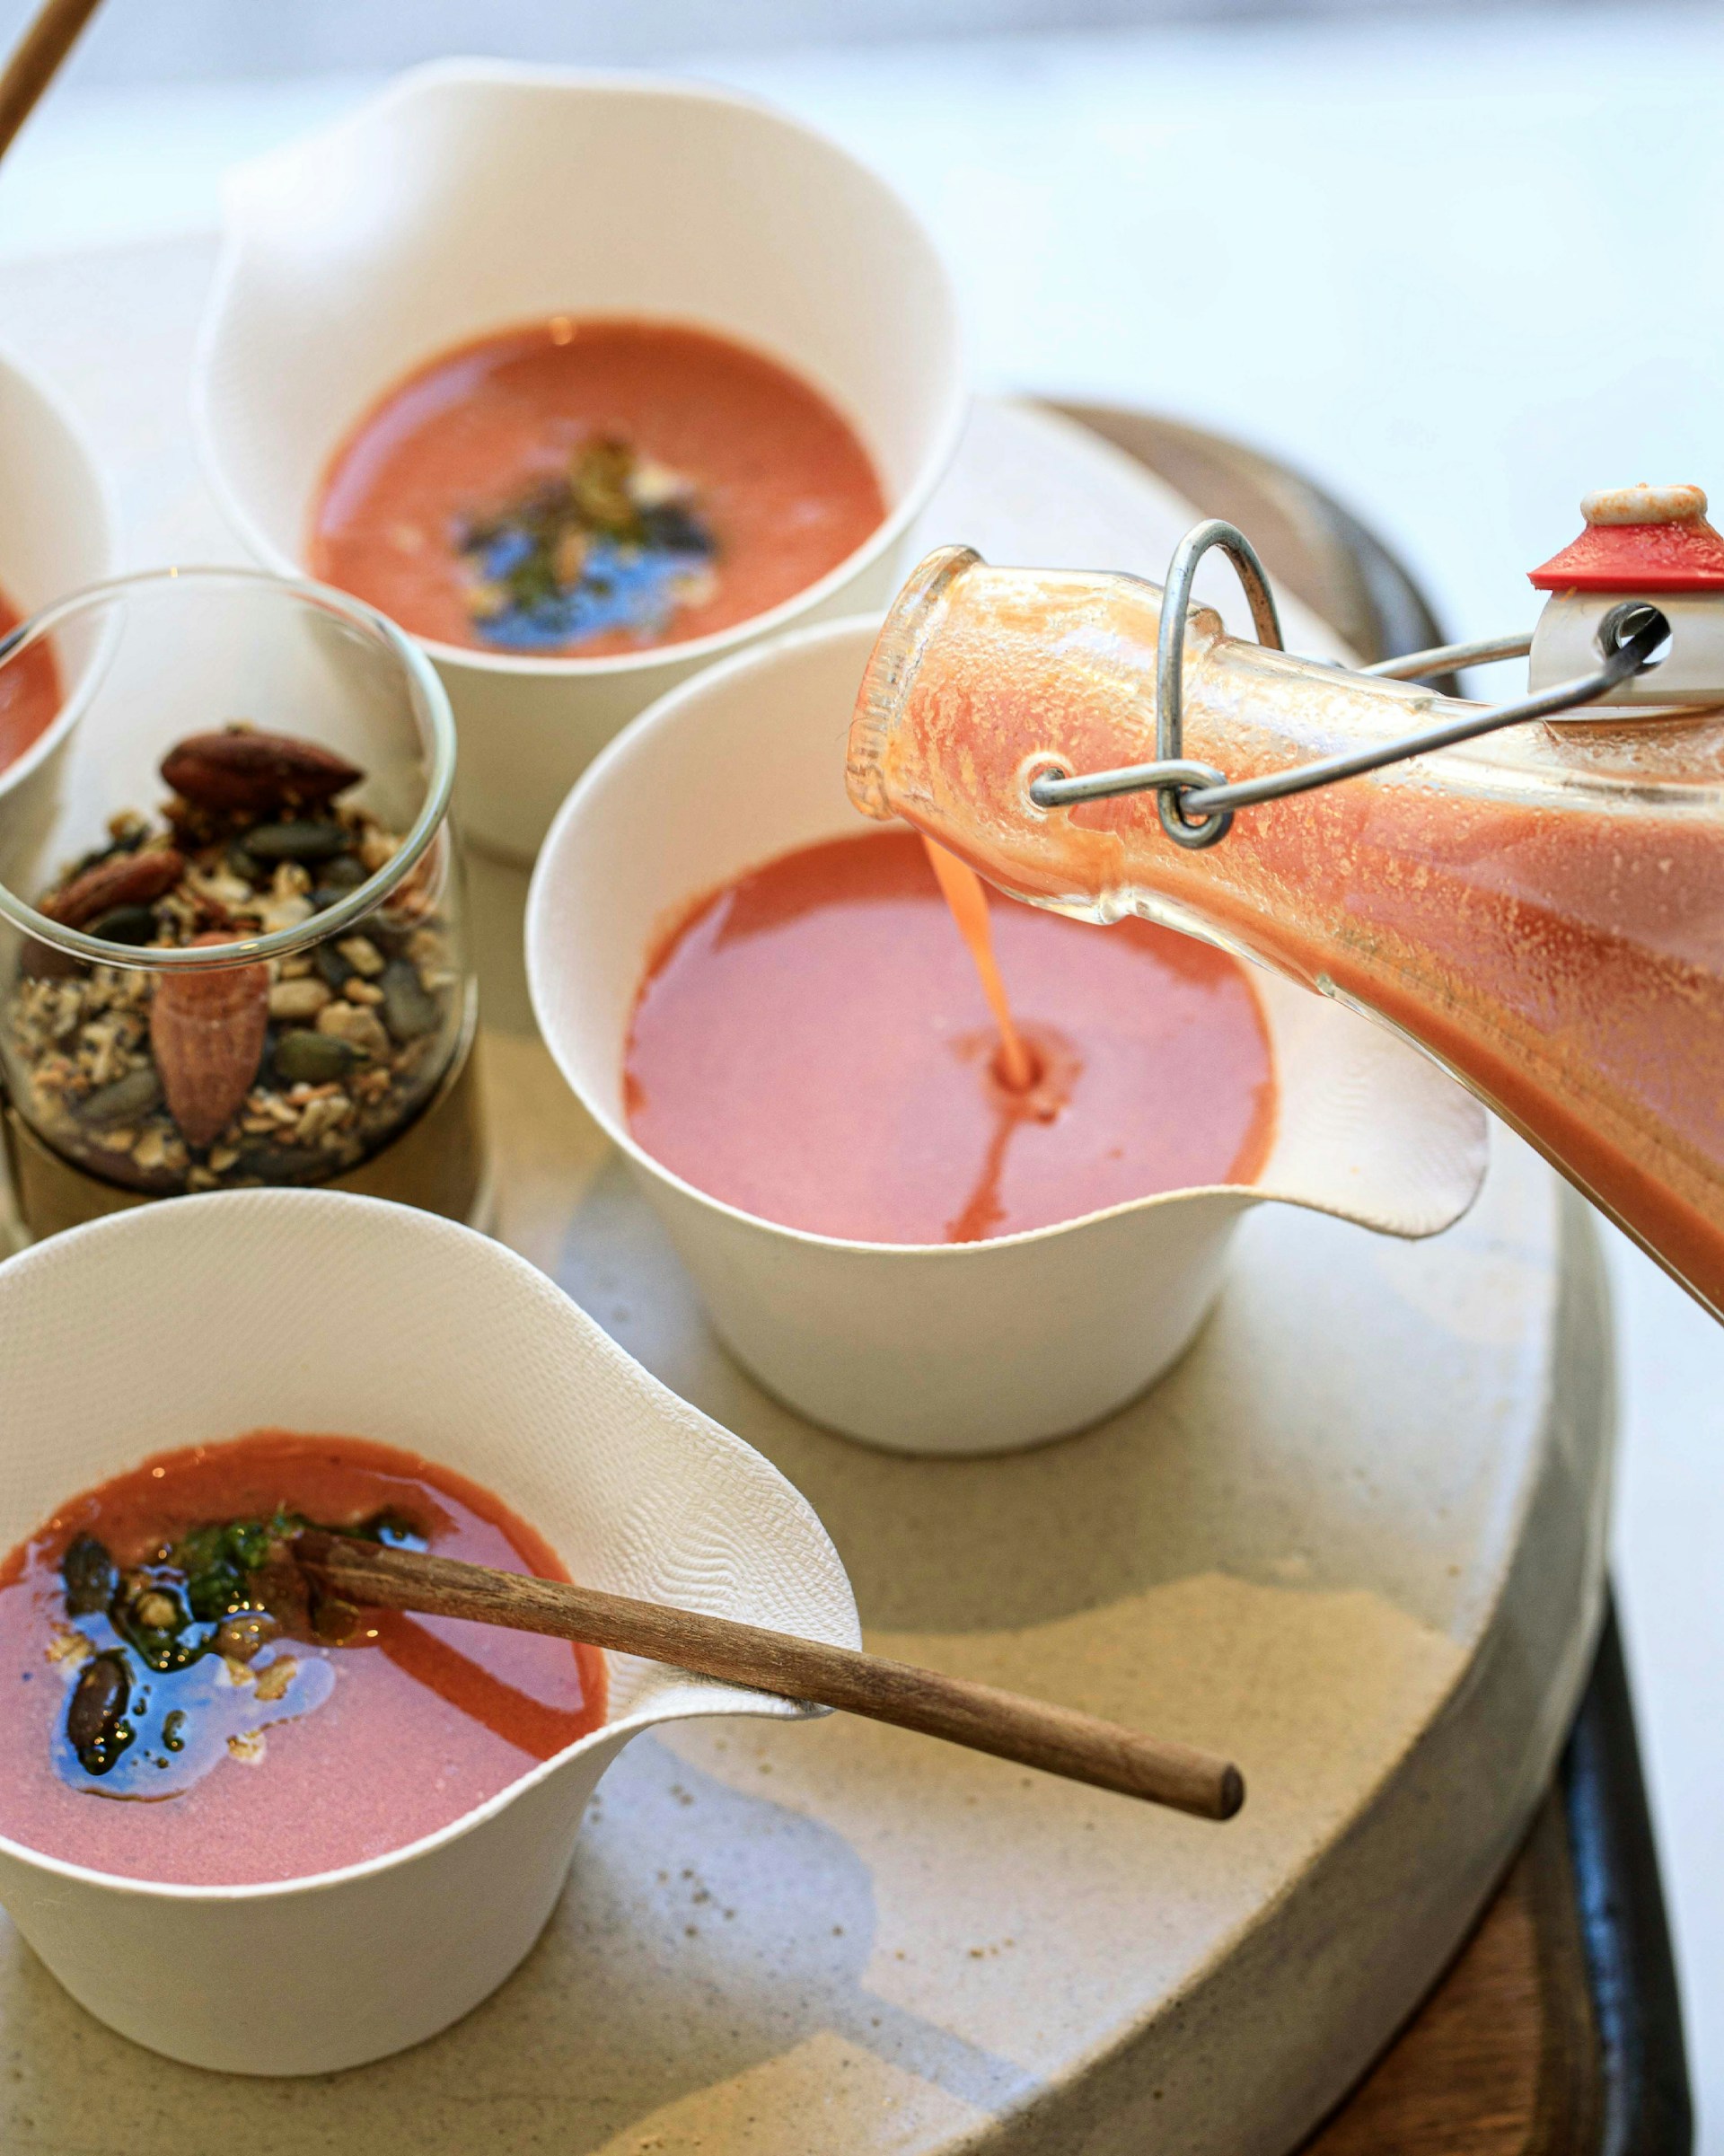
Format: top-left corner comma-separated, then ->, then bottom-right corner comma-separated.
52,1509 -> 424,1798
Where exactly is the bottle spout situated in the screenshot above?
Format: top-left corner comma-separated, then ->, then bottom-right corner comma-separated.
847,543 -> 979,823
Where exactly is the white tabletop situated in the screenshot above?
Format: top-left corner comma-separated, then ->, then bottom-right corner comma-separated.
1,11 -> 1719,2143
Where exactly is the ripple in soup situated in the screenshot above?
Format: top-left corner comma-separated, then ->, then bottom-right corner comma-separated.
625,830 -> 1277,1245
310,318 -> 885,657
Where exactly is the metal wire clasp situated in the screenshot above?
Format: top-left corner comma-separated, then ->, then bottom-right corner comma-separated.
1026,520 -> 1670,849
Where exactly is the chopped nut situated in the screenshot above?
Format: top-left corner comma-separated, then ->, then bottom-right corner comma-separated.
357,828 -> 400,874
277,953 -> 315,980
216,1612 -> 280,1663
134,1590 -> 180,1631
134,1124 -> 189,1175
268,977 -> 332,1022
256,893 -> 313,935
295,1093 -> 351,1143
252,1655 -> 298,1704
46,1626 -> 94,1668
207,1144 -> 241,1172
342,978 -> 384,1006
271,860 -> 312,901
227,1730 -> 267,1764
336,936 -> 384,978
315,1000 -> 390,1060
185,863 -> 256,911
186,1166 -> 221,1192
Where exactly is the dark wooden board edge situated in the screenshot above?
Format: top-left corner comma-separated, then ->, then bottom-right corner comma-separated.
1562,1605 -> 1693,2156
1046,401 -> 1693,2153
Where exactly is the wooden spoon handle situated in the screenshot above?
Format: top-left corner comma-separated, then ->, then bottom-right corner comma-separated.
0,0 -> 106,164
295,1530 -> 1243,1821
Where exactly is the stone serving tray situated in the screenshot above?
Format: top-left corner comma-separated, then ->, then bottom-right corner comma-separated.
0,238 -> 1611,2156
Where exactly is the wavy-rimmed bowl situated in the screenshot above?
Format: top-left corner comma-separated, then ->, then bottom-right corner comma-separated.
194,60 -> 965,862
527,616 -> 1491,1455
0,1189 -> 857,2073
0,342 -> 118,806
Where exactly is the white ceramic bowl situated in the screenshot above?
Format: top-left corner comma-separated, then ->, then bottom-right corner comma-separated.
194,60 -> 966,862
527,616 -> 1491,1456
0,341 -> 118,804
0,1190 -> 858,2074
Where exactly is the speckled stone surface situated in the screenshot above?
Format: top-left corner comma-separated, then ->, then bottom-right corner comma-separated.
0,241 -> 1611,2154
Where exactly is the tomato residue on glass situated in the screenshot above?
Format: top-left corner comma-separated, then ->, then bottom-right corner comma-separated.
309,317 -> 886,657
0,586 -> 62,770
624,829 -> 1276,1245
0,1432 -> 606,1886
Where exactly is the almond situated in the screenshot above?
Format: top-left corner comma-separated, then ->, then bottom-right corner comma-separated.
41,848 -> 186,930
150,932 -> 269,1148
160,727 -> 364,817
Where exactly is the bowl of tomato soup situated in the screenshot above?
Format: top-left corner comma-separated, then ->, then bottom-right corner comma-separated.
195,63 -> 964,860
0,1188 -> 856,2074
0,345 -> 117,801
527,618 -> 1490,1456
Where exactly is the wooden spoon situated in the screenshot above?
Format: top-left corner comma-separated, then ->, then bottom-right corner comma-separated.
0,0 -> 107,166
294,1529 -> 1244,1821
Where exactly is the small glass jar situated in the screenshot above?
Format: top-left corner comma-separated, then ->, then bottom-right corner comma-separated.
0,568 -> 483,1237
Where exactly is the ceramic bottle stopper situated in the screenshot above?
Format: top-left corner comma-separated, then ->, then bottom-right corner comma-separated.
1526,481 -> 1724,713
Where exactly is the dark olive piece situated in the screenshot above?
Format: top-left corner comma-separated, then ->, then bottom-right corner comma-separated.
85,904 -> 162,946
75,1066 -> 164,1128
66,1651 -> 133,1773
245,822 -> 352,866
61,1534 -> 117,1617
226,844 -> 264,884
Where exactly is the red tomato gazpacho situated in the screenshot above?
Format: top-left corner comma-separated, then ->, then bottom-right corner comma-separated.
310,318 -> 886,657
624,829 -> 1276,1245
0,1431 -> 606,1886
0,585 -> 62,770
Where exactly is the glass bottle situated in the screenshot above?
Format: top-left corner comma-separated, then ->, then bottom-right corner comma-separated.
848,544 -> 1724,1320
0,568 -> 482,1236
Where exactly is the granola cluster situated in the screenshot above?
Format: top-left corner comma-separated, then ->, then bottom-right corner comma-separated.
4,728 -> 462,1196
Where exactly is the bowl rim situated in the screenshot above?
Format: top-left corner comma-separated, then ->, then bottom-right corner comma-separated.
0,1186 -> 839,1904
190,58 -> 970,684
527,611 -> 1290,1261
0,338 -> 121,805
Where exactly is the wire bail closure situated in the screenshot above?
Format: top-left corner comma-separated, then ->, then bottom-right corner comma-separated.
1026,521 -> 1672,849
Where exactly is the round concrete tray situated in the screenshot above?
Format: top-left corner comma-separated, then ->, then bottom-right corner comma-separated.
0,240 -> 1611,2156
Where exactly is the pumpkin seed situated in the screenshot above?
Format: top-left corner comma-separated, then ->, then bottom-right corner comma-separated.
244,822 -> 351,865
381,959 -> 439,1043
61,1534 -> 116,1617
273,1028 -> 363,1086
85,903 -> 161,946
76,1066 -> 163,1127
66,1651 -> 133,1774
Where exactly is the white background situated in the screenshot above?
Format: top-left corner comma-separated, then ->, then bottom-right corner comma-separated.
1,4 -> 1720,2142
